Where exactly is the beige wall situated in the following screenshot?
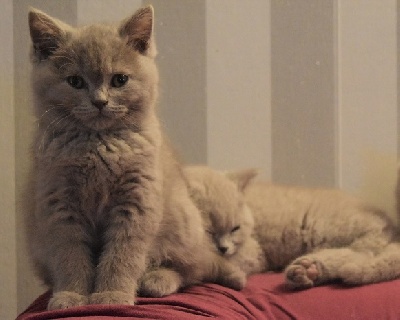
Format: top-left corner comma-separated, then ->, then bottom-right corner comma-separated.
0,2 -> 17,319
1,1 -> 399,318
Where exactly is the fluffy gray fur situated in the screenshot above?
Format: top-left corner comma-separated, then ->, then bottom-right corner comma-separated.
26,7 -> 245,310
185,166 -> 400,288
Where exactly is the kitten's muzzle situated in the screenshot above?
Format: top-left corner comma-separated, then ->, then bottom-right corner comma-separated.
218,246 -> 228,255
92,99 -> 108,110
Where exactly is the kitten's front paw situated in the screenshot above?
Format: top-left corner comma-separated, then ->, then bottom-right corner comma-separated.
89,291 -> 135,305
48,291 -> 88,310
218,266 -> 247,290
140,269 -> 182,297
285,258 -> 320,289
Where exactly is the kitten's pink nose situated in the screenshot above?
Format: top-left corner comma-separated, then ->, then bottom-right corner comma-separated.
92,99 -> 108,110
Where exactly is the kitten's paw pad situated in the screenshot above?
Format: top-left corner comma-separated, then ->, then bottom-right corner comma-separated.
48,291 -> 88,310
89,291 -> 134,305
140,272 -> 181,297
285,259 -> 320,288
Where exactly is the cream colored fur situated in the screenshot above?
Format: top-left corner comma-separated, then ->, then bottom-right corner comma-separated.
185,166 -> 400,288
26,7 -> 245,310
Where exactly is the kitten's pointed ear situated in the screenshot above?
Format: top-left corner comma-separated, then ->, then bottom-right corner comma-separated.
183,168 -> 207,200
119,6 -> 156,57
29,8 -> 68,61
226,169 -> 259,192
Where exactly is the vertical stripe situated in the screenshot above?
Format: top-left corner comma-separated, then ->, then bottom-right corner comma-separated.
337,0 -> 397,220
0,2 -> 16,319
78,0 -> 142,25
206,0 -> 271,177
146,0 -> 207,164
398,0 -> 400,159
271,0 -> 336,188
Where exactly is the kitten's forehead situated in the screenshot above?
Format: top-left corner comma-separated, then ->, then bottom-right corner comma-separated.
63,25 -> 135,77
209,184 -> 244,230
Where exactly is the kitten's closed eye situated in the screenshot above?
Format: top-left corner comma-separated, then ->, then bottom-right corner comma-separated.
206,229 -> 215,236
231,226 -> 240,233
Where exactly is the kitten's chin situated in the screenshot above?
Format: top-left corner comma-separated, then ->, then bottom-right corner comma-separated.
73,106 -> 130,131
81,117 -> 117,131
224,250 -> 237,257
217,247 -> 237,257
77,113 -> 127,131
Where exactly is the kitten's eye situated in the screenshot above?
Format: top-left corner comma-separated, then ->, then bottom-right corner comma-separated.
206,230 -> 215,236
231,226 -> 240,233
111,74 -> 129,88
66,75 -> 85,89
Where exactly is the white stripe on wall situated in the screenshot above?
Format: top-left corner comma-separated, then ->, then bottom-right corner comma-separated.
206,0 -> 271,178
147,0 -> 208,164
337,0 -> 398,219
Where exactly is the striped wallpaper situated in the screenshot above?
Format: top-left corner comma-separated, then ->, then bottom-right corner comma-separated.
2,0 -> 399,317
153,1 -> 399,221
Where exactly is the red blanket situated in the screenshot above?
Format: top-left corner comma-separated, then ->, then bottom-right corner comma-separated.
17,272 -> 400,320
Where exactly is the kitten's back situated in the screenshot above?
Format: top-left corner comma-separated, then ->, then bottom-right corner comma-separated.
245,182 -> 395,269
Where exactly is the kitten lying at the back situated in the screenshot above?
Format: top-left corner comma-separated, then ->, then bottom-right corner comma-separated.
184,166 -> 266,276
185,166 -> 400,288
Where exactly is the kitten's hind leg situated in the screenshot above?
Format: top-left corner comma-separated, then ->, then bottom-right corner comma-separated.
285,248 -> 365,289
139,267 -> 183,297
339,242 -> 400,285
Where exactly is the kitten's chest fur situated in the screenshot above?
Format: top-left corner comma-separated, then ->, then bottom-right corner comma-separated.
36,129 -> 157,222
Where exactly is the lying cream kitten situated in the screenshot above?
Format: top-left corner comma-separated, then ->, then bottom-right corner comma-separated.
185,166 -> 400,288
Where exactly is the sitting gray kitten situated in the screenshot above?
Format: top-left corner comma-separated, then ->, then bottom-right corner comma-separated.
26,7 -> 245,310
184,166 -> 400,288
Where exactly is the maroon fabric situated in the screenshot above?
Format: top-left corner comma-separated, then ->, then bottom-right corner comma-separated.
17,273 -> 400,320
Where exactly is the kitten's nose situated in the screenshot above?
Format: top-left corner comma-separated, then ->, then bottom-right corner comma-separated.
218,246 -> 228,255
92,99 -> 108,110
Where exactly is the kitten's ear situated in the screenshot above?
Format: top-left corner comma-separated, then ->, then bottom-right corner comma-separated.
226,169 -> 258,192
119,6 -> 156,57
183,169 -> 206,200
29,8 -> 69,61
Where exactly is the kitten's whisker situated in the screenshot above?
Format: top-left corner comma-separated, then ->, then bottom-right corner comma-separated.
121,114 -> 140,132
39,105 -> 64,121
52,54 -> 76,70
52,115 -> 75,146
120,118 -> 131,131
52,54 -> 75,63
38,113 -> 71,151
51,114 -> 73,138
57,62 -> 73,71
